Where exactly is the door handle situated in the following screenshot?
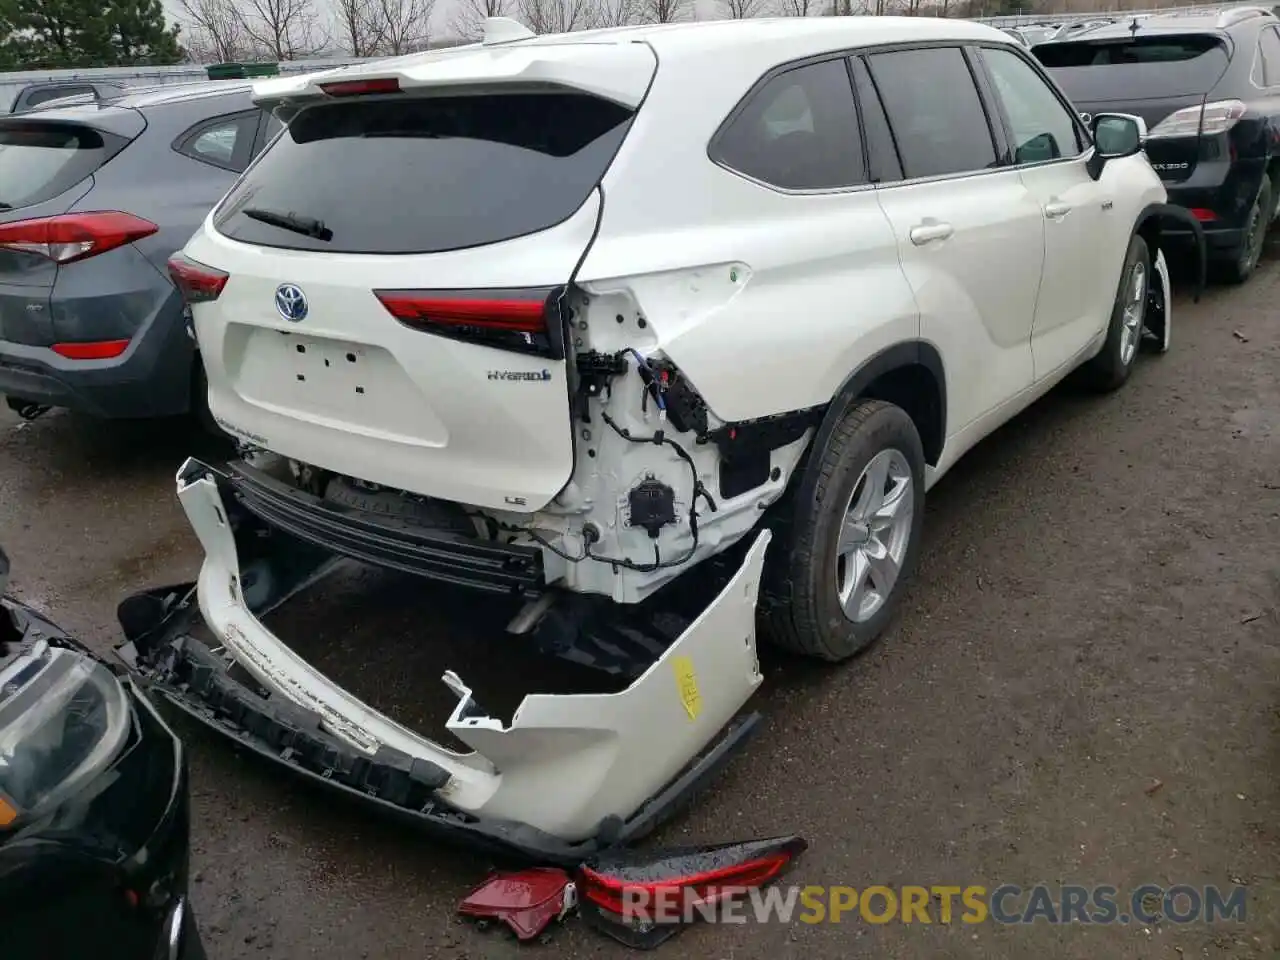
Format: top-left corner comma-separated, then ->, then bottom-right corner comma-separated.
1044,201 -> 1072,220
909,221 -> 954,245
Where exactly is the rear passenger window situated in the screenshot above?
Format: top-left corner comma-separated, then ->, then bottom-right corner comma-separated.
980,46 -> 1084,163
866,47 -> 998,180
712,58 -> 864,190
175,112 -> 259,171
1258,26 -> 1280,86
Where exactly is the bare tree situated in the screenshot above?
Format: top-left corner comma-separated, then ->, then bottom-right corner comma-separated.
721,0 -> 766,16
638,0 -> 684,21
517,0 -> 595,32
451,0 -> 509,39
779,0 -> 814,15
333,0 -> 383,55
177,0 -> 249,61
373,0 -> 435,54
595,0 -> 636,26
234,0 -> 329,59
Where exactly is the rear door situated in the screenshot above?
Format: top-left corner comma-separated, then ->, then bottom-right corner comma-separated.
1034,34 -> 1233,184
975,43 -> 1111,380
863,45 -> 1042,431
0,110 -> 143,346
185,74 -> 650,513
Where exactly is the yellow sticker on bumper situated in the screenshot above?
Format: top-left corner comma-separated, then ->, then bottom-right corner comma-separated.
673,655 -> 702,721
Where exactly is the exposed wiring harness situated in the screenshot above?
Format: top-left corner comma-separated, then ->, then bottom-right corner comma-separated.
529,349 -> 719,573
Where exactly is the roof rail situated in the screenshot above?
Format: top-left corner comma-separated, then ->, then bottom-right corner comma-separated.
1216,4 -> 1274,25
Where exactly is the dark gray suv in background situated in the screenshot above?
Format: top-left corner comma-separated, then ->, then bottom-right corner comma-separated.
0,81 -> 282,425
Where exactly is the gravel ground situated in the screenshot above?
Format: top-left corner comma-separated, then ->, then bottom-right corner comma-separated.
1,256 -> 1278,960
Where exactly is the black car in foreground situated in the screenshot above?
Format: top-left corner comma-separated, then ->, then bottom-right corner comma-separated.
1035,5 -> 1280,283
0,546 -> 204,959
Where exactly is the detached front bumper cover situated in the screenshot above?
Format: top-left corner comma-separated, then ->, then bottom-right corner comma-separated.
116,458 -> 769,865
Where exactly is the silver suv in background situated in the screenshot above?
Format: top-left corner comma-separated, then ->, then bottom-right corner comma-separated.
0,81 -> 283,425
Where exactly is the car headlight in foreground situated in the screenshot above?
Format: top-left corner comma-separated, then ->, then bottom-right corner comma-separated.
1,544 -> 205,960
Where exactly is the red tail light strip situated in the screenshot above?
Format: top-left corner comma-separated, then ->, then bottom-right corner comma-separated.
0,211 -> 158,265
374,287 -> 564,359
168,254 -> 229,304
320,77 -> 401,97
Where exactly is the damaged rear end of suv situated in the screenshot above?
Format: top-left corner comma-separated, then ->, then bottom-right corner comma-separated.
128,17 -> 1178,861
128,23 -> 787,863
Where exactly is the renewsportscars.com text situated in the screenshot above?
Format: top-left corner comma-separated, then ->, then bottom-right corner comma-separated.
618,884 -> 1247,926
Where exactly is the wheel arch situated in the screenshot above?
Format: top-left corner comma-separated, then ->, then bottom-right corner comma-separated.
797,341 -> 946,507
1133,202 -> 1206,301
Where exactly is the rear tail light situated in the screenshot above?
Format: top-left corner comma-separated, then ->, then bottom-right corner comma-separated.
374,287 -> 565,358
1147,99 -> 1246,139
168,253 -> 229,304
52,340 -> 131,360
0,211 -> 158,265
577,836 -> 807,949
320,77 -> 401,97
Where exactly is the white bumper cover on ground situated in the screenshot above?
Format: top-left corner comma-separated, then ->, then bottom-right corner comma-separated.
178,466 -> 768,842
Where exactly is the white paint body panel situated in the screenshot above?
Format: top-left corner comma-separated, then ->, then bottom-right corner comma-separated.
182,16 -> 1169,603
179,466 -> 769,841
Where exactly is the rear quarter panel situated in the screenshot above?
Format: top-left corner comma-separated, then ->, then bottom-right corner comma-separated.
579,47 -> 918,425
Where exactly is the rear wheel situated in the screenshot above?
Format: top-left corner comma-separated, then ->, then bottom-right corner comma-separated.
1213,177 -> 1271,285
762,399 -> 926,661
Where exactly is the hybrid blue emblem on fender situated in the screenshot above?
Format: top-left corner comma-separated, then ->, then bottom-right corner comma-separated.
275,283 -> 308,322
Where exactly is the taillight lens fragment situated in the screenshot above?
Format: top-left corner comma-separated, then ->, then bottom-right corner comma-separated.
576,835 -> 808,949
0,211 -> 158,264
168,253 -> 229,304
374,287 -> 564,358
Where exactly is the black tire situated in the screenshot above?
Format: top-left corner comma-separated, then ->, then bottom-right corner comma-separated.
1079,233 -> 1150,394
1212,177 -> 1271,285
762,399 -> 926,661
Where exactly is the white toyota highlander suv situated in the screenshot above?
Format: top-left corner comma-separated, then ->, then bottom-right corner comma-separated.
148,16 -> 1195,855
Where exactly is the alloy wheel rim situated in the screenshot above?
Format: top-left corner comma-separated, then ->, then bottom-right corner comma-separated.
835,448 -> 913,624
1242,202 -> 1266,274
1119,259 -> 1147,366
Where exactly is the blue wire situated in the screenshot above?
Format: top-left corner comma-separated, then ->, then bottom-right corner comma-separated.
627,348 -> 666,410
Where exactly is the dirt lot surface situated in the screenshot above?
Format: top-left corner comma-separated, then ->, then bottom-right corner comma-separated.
1,260 -> 1277,960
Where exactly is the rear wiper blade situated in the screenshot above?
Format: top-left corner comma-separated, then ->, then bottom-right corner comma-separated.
242,207 -> 332,241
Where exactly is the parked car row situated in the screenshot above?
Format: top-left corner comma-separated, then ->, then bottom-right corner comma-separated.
1030,5 -> 1280,283
0,81 -> 283,426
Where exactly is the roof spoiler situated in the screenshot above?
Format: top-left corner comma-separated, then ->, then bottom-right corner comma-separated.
251,39 -> 656,112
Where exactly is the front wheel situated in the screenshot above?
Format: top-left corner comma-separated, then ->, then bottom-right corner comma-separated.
1078,233 -> 1150,393
762,399 -> 926,661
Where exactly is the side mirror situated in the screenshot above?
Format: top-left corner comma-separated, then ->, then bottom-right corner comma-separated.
1087,113 -> 1147,179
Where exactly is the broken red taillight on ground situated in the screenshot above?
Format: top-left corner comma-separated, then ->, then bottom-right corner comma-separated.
575,836 -> 808,949
0,211 -> 158,264
168,254 -> 229,304
458,837 -> 808,949
458,867 -> 577,941
374,287 -> 564,358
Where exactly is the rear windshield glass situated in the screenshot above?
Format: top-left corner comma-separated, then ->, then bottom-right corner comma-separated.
0,123 -> 127,211
213,92 -> 635,255
1034,35 -> 1231,100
